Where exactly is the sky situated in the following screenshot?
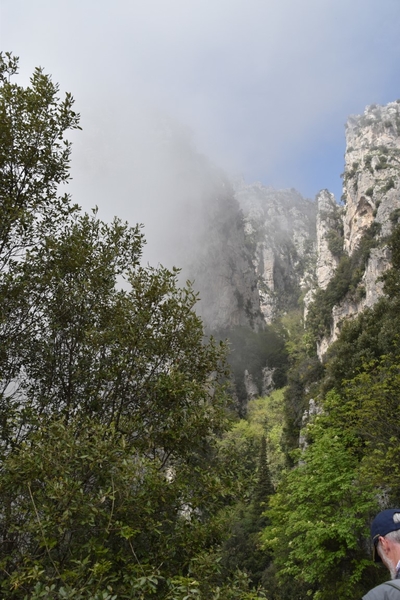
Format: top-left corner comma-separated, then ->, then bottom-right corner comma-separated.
1,0 -> 400,263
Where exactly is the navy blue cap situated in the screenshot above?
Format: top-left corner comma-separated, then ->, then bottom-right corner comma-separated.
371,509 -> 400,562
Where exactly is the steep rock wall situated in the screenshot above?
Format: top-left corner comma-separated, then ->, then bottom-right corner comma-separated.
149,128 -> 267,334
235,182 -> 317,324
172,100 -> 400,376
344,101 -> 400,254
304,190 -> 342,322
316,245 -> 392,358
315,101 -> 400,357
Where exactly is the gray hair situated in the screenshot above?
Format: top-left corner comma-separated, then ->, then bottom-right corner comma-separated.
384,530 -> 400,545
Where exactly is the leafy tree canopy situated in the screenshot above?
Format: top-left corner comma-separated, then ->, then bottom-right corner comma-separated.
0,54 -> 256,599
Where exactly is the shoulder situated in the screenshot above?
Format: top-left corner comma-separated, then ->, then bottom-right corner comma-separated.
363,581 -> 400,600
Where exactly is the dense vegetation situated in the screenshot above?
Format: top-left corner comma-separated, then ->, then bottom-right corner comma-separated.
0,53 -> 266,600
1,53 -> 399,600
264,224 -> 400,598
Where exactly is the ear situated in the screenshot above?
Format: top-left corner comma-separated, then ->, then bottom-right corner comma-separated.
379,536 -> 390,557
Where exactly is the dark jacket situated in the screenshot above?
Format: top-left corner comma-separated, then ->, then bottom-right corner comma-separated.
363,578 -> 400,599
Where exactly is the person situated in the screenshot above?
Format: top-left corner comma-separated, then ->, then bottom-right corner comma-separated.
363,509 -> 400,599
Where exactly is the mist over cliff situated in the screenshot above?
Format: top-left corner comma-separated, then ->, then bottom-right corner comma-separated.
138,98 -> 400,406
3,2 -> 400,594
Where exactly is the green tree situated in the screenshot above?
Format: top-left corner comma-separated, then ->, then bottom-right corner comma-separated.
0,51 -> 81,443
218,396 -> 283,591
0,56 -> 236,599
0,52 -> 80,270
0,209 -> 233,599
333,356 -> 400,504
262,349 -> 400,599
221,435 -> 274,589
253,436 -> 274,511
262,411 -> 378,600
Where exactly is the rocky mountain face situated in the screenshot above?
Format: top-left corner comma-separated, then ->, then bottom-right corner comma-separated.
181,99 -> 400,399
235,182 -> 316,324
184,179 -> 316,407
315,101 -> 400,356
187,180 -> 317,335
343,101 -> 400,253
303,189 -> 342,321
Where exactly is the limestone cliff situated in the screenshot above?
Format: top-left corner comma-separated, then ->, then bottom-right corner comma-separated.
189,179 -> 317,335
174,99 -> 400,389
303,190 -> 342,321
314,100 -> 400,357
234,181 -> 317,324
187,180 -> 316,407
343,101 -> 400,253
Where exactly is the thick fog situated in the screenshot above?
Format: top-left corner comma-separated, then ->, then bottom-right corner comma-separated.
1,0 -> 400,266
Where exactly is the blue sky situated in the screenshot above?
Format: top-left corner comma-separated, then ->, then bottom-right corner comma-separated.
1,0 -> 400,256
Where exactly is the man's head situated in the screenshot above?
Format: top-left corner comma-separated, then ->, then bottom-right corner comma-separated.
371,509 -> 400,578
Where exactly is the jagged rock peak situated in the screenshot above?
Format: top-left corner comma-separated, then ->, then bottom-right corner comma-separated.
343,100 -> 400,254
